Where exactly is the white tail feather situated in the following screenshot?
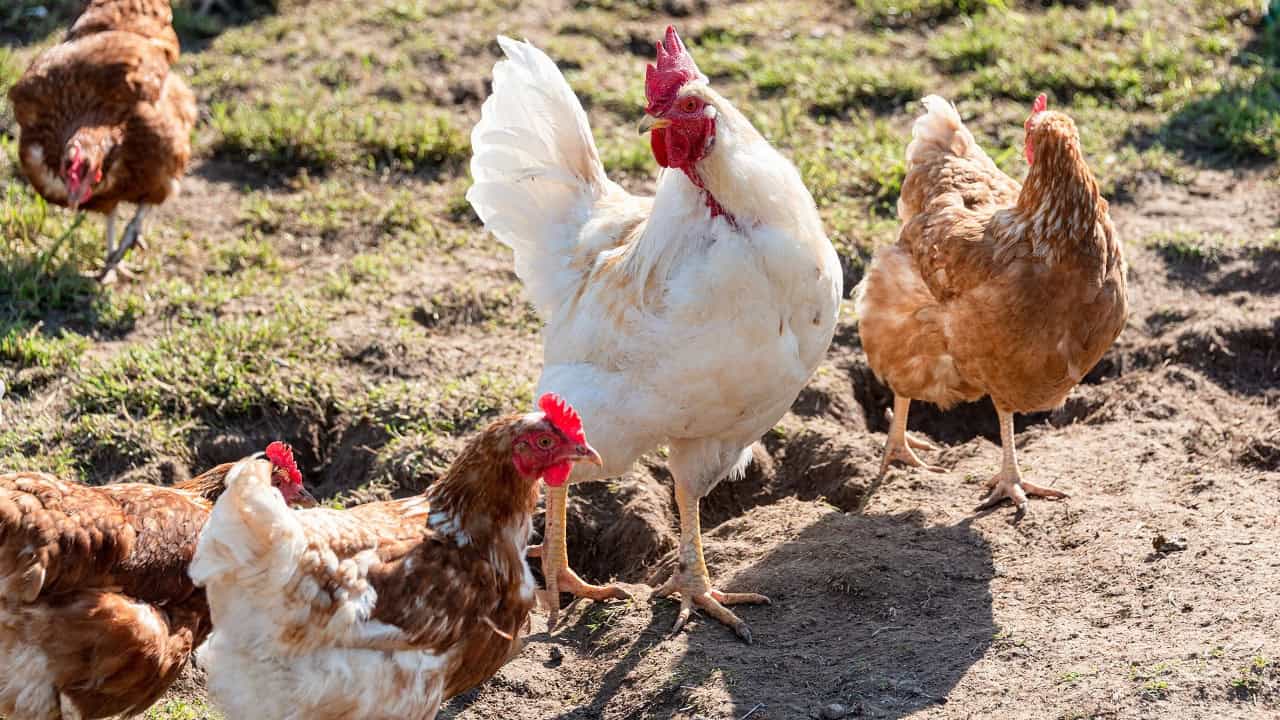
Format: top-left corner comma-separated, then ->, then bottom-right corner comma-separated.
189,458 -> 299,592
466,36 -> 614,318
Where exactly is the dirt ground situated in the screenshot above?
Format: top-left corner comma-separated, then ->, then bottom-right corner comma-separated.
1,1 -> 1278,719
443,169 -> 1280,720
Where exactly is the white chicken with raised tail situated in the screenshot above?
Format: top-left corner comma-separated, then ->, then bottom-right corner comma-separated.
467,26 -> 842,642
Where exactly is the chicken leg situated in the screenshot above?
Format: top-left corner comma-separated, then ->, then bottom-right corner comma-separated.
99,204 -> 149,283
877,395 -> 946,479
976,409 -> 1069,515
655,480 -> 770,644
536,483 -> 631,630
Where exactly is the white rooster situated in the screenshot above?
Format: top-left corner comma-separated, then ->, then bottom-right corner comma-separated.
467,26 -> 841,642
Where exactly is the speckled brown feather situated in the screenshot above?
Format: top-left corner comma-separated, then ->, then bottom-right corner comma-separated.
0,463 -> 237,719
7,0 -> 195,214
859,104 -> 1127,413
229,415 -> 541,710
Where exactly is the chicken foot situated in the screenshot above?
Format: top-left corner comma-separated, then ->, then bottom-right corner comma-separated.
655,482 -> 770,644
877,395 -> 946,478
536,483 -> 631,631
975,409 -> 1069,517
99,204 -> 150,283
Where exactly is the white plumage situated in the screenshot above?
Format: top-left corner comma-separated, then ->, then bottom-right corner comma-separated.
467,34 -> 841,638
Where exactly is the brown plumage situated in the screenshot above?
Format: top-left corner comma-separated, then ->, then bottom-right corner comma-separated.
855,95 -> 1128,513
7,0 -> 196,281
190,398 -> 602,720
0,451 -> 314,720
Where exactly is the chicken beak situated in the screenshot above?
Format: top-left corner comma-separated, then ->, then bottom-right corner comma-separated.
66,181 -> 90,211
572,442 -> 603,467
638,116 -> 671,135
293,486 -> 319,508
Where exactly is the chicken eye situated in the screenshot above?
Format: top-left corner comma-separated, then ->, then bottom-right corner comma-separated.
681,98 -> 700,113
536,436 -> 555,450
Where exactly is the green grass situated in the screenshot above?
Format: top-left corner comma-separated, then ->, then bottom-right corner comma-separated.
73,312 -> 334,419
209,97 -> 468,174
143,698 -> 223,720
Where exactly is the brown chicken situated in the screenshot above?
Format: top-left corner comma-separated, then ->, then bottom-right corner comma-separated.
189,395 -> 602,720
0,443 -> 316,720
7,0 -> 197,282
855,94 -> 1127,513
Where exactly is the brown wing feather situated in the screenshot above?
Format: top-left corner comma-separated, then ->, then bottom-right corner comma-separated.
0,473 -> 211,604
67,0 -> 181,63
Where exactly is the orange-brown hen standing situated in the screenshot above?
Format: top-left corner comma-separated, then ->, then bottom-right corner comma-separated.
855,95 -> 1127,513
7,0 -> 197,281
0,444 -> 314,720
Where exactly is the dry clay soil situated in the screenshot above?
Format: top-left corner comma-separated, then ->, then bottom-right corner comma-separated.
414,168 -> 1280,720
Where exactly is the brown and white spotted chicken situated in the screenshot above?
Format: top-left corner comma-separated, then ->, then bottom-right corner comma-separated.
7,0 -> 197,281
856,94 -> 1127,514
0,443 -> 315,720
189,394 -> 602,720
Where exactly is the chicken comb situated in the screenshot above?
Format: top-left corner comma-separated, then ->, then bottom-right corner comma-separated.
644,25 -> 706,114
1031,93 -> 1048,115
265,441 -> 303,487
538,393 -> 585,444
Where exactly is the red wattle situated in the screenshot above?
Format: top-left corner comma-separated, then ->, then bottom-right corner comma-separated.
543,462 -> 572,487
651,127 -> 670,168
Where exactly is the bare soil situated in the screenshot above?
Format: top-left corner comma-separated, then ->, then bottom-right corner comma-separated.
433,170 -> 1280,720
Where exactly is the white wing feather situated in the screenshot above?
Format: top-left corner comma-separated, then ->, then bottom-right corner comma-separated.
467,37 -> 620,319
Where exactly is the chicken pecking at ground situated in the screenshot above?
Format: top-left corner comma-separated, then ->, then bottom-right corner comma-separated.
467,27 -> 842,642
189,394 -> 602,720
0,443 -> 315,720
855,94 -> 1128,515
7,0 -> 197,282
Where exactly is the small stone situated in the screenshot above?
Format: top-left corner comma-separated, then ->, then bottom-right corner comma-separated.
545,646 -> 563,668
820,702 -> 848,719
1153,534 -> 1188,554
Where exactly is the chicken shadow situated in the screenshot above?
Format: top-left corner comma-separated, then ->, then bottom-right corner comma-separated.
446,505 -> 995,720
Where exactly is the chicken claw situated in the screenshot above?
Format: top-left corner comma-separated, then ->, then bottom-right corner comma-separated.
974,409 -> 1068,517
655,567 -> 770,644
976,470 -> 1068,515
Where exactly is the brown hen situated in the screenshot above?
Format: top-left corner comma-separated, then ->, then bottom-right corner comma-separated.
7,0 -> 197,282
189,394 -> 602,720
0,444 -> 315,720
855,94 -> 1128,514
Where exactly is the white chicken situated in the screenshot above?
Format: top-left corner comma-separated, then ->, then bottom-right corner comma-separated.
467,26 -> 842,641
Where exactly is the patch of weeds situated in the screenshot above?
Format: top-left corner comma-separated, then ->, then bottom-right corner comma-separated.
348,372 -> 533,437
73,312 -> 334,420
599,134 -> 655,177
0,183 -> 128,329
1129,660 -> 1175,700
354,110 -> 469,173
1167,68 -> 1280,160
213,231 -> 283,275
1145,230 -> 1248,266
0,323 -> 88,393
208,98 -> 343,173
809,64 -> 927,117
850,0 -> 1005,29
929,13 -> 1008,73
0,323 -> 87,370
1230,655 -> 1273,699
143,698 -> 222,720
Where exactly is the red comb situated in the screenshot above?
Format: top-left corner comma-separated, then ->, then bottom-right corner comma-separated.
1032,93 -> 1048,115
265,441 -> 303,487
645,25 -> 705,115
538,393 -> 585,444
